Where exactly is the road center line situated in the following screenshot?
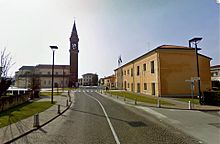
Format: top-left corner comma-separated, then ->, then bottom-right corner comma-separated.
84,92 -> 120,144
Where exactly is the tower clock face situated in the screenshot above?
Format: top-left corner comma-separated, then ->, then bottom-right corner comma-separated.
72,43 -> 77,49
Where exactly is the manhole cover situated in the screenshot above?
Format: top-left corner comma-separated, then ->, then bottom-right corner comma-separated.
128,121 -> 146,127
208,123 -> 220,128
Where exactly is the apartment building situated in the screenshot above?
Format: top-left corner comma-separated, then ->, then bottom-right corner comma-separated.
82,73 -> 98,86
115,45 -> 211,97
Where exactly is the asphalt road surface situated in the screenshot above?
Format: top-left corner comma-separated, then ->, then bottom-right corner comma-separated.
16,89 -> 199,144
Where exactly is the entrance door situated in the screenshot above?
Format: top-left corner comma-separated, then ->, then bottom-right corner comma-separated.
152,83 -> 155,95
137,83 -> 140,93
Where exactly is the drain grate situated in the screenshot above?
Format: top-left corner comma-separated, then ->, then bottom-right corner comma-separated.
128,121 -> 146,127
208,123 -> 220,128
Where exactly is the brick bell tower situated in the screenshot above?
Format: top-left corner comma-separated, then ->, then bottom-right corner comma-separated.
69,21 -> 79,87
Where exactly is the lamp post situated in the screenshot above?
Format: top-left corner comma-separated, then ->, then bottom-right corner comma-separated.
50,45 -> 58,104
189,37 -> 202,104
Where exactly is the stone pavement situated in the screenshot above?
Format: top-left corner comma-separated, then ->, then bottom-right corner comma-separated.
0,90 -> 74,144
102,92 -> 220,111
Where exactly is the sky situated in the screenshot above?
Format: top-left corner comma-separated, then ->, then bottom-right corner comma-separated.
0,0 -> 219,78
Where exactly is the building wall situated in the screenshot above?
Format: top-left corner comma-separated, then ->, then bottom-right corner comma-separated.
117,52 -> 159,96
115,47 -> 211,97
82,73 -> 98,86
15,66 -> 70,88
103,75 -> 116,89
159,49 -> 211,97
211,66 -> 220,81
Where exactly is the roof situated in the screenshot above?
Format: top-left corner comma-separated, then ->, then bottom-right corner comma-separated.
114,45 -> 212,71
103,75 -> 115,80
35,64 -> 69,69
211,65 -> 220,69
19,66 -> 34,70
82,73 -> 97,76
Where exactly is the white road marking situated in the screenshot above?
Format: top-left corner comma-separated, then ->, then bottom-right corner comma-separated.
84,93 -> 120,144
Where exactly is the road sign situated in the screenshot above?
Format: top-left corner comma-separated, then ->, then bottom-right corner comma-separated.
185,80 -> 194,82
191,77 -> 200,81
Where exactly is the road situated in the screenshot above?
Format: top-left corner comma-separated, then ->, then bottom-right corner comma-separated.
16,89 -> 199,144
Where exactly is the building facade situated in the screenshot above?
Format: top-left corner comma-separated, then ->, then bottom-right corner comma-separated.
82,73 -> 98,86
103,75 -> 116,89
210,65 -> 220,89
115,45 -> 211,97
15,65 -> 70,88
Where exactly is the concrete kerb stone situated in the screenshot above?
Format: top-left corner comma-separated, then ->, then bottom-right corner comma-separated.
97,92 -> 220,112
1,91 -> 75,144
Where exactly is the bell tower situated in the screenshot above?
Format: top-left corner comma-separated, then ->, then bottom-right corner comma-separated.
69,21 -> 79,87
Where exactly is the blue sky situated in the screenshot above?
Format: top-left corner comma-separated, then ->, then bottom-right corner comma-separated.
0,0 -> 219,78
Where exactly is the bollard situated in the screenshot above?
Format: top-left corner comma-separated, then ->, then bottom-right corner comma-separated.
157,99 -> 161,108
135,98 -> 137,105
58,105 -> 61,114
33,113 -> 40,128
69,96 -> 72,102
66,99 -> 69,107
124,96 -> 126,102
188,101 -> 191,110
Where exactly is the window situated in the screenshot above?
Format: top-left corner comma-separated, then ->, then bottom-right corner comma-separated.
56,72 -> 58,75
44,80 -> 46,85
131,68 -> 133,77
127,70 -> 129,75
48,72 -> 50,75
48,80 -> 51,85
144,83 -> 147,90
128,83 -> 130,88
143,63 -> 146,71
137,66 -> 140,76
151,61 -> 155,73
124,70 -> 126,75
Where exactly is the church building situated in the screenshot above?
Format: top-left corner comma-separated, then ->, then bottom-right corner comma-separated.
15,21 -> 79,88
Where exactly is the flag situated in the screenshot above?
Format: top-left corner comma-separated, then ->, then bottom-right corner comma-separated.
118,55 -> 122,67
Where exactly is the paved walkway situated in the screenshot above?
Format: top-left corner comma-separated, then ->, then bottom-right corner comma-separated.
0,91 -> 74,144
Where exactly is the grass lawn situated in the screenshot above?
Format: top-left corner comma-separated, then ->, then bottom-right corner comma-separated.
39,91 -> 63,97
62,87 -> 78,91
0,101 -> 55,128
106,91 -> 174,106
175,98 -> 200,104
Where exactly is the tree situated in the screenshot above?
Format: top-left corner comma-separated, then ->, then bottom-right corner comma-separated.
0,48 -> 14,97
0,48 -> 15,77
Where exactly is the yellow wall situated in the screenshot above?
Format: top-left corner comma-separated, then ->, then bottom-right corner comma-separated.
118,52 -> 159,96
159,49 -> 211,96
115,47 -> 211,97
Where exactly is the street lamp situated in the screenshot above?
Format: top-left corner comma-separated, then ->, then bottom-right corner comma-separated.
189,37 -> 202,104
50,45 -> 58,104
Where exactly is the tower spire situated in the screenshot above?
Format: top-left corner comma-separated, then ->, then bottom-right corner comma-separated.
71,20 -> 77,35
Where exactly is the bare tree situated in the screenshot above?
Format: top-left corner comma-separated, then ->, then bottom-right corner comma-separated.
0,47 -> 15,77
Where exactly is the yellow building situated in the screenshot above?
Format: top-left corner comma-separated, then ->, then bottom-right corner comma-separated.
103,75 -> 116,89
115,45 -> 211,97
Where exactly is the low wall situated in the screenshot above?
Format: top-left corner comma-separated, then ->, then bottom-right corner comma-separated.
0,93 -> 30,112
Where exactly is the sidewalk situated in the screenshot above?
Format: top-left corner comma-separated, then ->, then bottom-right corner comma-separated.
102,92 -> 220,111
0,91 -> 74,144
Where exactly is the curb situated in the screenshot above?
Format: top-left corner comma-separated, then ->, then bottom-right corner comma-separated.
3,101 -> 73,144
98,92 -> 220,112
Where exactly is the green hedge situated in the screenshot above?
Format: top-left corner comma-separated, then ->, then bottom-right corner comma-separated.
203,91 -> 220,106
